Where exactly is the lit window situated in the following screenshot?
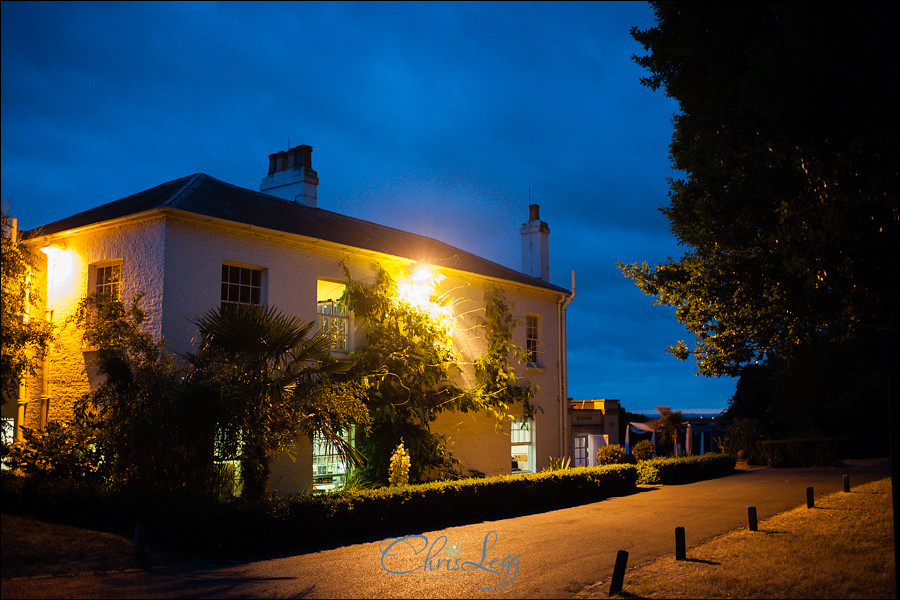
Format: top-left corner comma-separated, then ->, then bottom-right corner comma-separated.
312,428 -> 354,492
525,314 -> 540,366
317,280 -> 349,352
511,418 -> 534,473
221,264 -> 263,306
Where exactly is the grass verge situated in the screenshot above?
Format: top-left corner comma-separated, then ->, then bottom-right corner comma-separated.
578,477 -> 896,599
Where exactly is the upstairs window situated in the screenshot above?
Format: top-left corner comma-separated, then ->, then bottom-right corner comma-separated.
94,264 -> 122,298
525,314 -> 540,367
221,264 -> 263,306
89,261 -> 123,299
317,279 -> 349,353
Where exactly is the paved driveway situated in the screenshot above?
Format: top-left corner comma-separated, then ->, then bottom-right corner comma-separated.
1,464 -> 890,599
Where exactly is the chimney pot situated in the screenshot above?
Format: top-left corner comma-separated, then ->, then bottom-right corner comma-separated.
529,204 -> 540,221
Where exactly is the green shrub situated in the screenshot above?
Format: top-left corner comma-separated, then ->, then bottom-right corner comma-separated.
597,444 -> 628,465
633,439 -> 655,461
2,462 -> 638,556
636,454 -> 736,485
6,422 -> 105,484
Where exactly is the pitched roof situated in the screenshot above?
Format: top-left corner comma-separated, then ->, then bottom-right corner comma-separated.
25,173 -> 570,294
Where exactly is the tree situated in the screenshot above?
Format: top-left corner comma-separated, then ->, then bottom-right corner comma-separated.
72,292 -> 225,495
652,406 -> 686,458
188,303 -> 368,500
340,267 -> 535,483
1,207 -> 54,406
620,2 -> 898,376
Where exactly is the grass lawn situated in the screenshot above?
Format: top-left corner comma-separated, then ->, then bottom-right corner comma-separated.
578,476 -> 896,599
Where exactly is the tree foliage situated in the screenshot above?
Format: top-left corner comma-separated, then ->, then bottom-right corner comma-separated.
341,267 -> 535,484
1,207 -> 54,402
187,302 -> 369,500
71,292 -> 226,495
621,1 -> 899,376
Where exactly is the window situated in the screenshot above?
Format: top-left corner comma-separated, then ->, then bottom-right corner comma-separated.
89,261 -> 122,298
525,314 -> 540,367
95,264 -> 121,297
573,435 -> 588,468
317,280 -> 349,353
221,264 -> 263,306
312,428 -> 354,492
511,418 -> 534,473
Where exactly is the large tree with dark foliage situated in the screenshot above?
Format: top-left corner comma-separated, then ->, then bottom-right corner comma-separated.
621,1 -> 898,377
621,2 -> 898,578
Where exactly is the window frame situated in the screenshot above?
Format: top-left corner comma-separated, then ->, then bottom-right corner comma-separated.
88,260 -> 123,299
525,313 -> 541,368
221,263 -> 266,307
511,417 -> 535,473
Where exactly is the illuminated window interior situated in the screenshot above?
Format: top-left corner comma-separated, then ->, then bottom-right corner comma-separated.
317,280 -> 348,352
511,418 -> 534,472
312,428 -> 354,492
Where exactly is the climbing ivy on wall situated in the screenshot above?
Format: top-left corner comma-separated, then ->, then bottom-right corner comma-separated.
340,266 -> 536,484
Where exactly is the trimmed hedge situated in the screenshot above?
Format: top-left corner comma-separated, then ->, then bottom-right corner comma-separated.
2,464 -> 637,556
636,453 -> 736,485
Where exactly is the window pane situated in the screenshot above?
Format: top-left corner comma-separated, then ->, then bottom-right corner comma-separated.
241,267 -> 251,285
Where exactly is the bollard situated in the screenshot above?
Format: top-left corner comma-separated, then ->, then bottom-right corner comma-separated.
807,486 -> 814,508
609,550 -> 628,596
675,526 -> 686,560
748,506 -> 758,531
843,474 -> 850,492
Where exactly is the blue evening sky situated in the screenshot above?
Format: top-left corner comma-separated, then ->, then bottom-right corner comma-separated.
1,1 -> 736,415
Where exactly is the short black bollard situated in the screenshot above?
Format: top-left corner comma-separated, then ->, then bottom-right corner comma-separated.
609,549 -> 628,596
807,486 -> 814,508
844,474 -> 850,492
675,526 -> 686,560
748,506 -> 758,531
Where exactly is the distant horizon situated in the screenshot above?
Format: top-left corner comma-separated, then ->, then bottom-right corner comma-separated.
633,408 -> 727,417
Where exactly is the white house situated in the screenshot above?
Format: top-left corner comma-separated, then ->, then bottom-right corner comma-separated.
10,144 -> 575,495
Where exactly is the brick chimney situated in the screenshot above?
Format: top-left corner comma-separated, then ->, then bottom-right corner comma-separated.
259,144 -> 319,207
520,204 -> 550,281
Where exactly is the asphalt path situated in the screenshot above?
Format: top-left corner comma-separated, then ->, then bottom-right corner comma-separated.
1,463 -> 891,599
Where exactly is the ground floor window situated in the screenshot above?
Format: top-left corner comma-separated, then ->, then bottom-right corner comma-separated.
573,434 -> 588,467
511,418 -> 534,473
312,428 -> 354,492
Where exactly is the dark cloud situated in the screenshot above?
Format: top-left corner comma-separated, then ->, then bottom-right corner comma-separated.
1,0 -> 735,411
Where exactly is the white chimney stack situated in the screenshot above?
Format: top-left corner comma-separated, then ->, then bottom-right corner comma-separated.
259,144 -> 319,207
520,203 -> 550,281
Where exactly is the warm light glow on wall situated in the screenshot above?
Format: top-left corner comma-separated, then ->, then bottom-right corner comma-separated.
40,244 -> 73,308
396,263 -> 455,331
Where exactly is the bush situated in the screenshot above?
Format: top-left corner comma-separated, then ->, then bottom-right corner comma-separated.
2,463 -> 638,556
633,439 -> 655,461
6,422 -> 105,484
636,454 -> 736,485
597,444 -> 628,465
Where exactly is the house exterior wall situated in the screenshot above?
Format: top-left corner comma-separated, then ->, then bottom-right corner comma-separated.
23,209 -> 569,493
22,216 -> 167,431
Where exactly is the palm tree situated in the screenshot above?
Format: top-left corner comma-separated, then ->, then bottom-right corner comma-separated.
653,406 -> 687,458
188,303 -> 367,499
